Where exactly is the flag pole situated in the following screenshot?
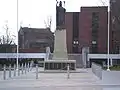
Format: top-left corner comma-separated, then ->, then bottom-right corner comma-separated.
107,0 -> 110,71
16,0 -> 19,70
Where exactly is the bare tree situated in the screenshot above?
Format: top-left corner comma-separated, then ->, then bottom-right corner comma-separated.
98,0 -> 108,6
0,21 -> 16,45
100,0 -> 106,6
44,16 -> 52,30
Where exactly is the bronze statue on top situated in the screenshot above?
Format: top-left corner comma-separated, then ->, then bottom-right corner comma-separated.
56,0 -> 66,30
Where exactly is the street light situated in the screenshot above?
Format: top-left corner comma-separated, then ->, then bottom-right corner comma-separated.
16,0 -> 19,70
107,0 -> 110,71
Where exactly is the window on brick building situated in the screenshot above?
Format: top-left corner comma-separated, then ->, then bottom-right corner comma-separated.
91,12 -> 99,53
72,12 -> 79,53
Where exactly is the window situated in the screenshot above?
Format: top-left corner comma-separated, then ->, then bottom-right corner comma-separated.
92,41 -> 97,45
73,40 -> 79,45
111,0 -> 116,3
72,12 -> 79,53
91,12 -> 99,53
112,16 -> 116,24
91,44 -> 98,53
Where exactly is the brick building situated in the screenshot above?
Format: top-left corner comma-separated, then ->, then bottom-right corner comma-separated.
0,44 -> 17,53
110,0 -> 120,53
65,6 -> 108,54
18,27 -> 54,53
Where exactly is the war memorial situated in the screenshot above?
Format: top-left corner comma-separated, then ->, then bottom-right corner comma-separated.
44,1 -> 76,70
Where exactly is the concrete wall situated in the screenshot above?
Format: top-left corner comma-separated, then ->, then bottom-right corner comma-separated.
68,54 -> 83,68
102,71 -> 120,84
91,62 -> 120,84
91,62 -> 102,79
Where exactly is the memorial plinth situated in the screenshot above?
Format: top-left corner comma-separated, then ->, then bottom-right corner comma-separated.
44,29 -> 76,70
53,29 -> 68,60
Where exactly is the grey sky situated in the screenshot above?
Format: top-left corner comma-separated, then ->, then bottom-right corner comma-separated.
0,0 -> 108,43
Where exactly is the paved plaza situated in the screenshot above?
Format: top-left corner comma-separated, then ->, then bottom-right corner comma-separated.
0,68 -> 120,90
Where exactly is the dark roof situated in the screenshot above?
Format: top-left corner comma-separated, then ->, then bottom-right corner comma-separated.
81,6 -> 108,12
19,27 -> 53,34
81,6 -> 108,8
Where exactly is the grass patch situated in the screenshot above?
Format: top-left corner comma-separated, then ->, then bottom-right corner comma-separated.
103,65 -> 120,71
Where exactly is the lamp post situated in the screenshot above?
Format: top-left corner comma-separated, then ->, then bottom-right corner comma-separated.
107,0 -> 110,71
16,0 -> 19,70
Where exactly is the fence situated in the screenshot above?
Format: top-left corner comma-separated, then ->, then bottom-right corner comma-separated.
91,62 -> 102,79
0,53 -> 46,58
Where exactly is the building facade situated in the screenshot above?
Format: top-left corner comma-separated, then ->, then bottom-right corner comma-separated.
18,27 -> 54,53
65,12 -> 79,53
110,0 -> 120,54
65,6 -> 108,54
0,44 -> 17,53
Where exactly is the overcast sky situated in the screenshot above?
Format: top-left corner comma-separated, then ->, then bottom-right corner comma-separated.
0,0 -> 108,43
